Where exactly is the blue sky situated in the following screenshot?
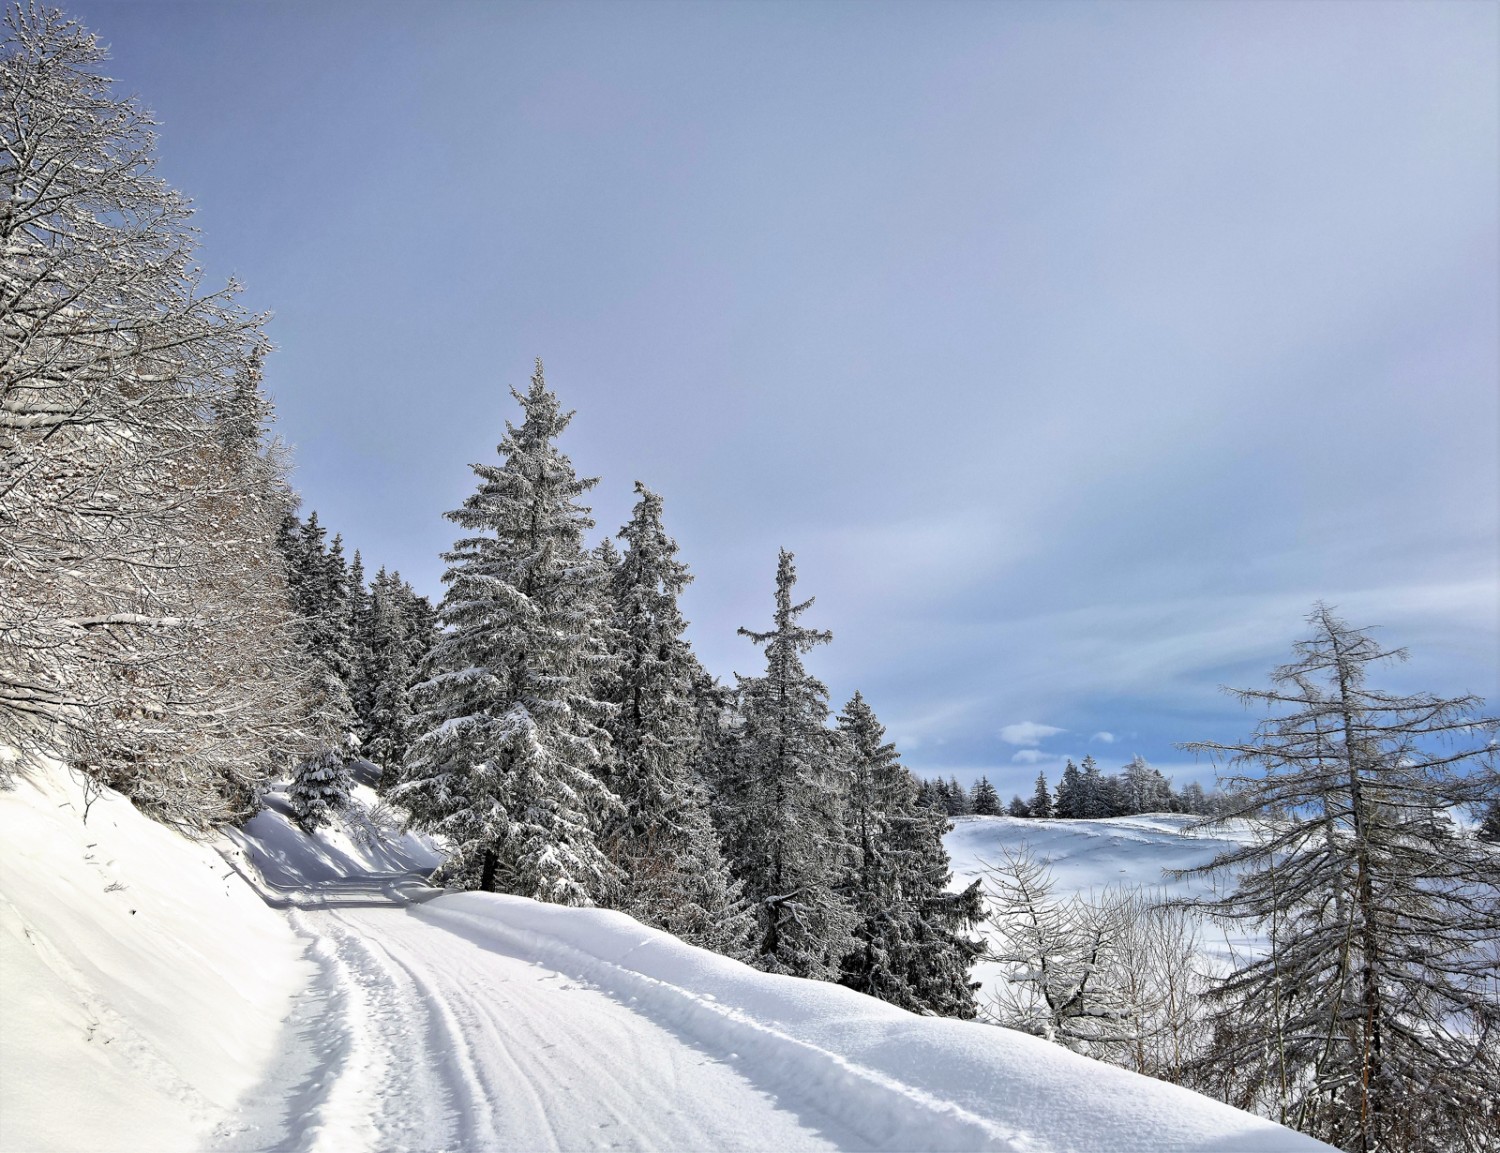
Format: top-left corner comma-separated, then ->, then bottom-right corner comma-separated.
63,0 -> 1498,794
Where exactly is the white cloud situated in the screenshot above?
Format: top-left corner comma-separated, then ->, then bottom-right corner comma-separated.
1011,748 -> 1050,764
999,721 -> 1065,747
1091,731 -> 1116,744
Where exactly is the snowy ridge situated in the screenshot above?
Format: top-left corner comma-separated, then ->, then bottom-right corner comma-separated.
944,811 -> 1267,994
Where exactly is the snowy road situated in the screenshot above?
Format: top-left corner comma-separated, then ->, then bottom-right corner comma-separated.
223,900 -> 855,1153
201,788 -> 1329,1153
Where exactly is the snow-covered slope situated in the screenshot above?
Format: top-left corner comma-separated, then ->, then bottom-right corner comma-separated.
945,812 -> 1252,901
221,769 -> 444,908
945,813 -> 1264,1003
0,762 -> 309,1153
2,769 -> 1327,1152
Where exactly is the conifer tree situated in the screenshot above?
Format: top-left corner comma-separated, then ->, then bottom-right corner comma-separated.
720,550 -> 854,979
1055,759 -> 1083,818
895,787 -> 986,1018
283,513 -> 356,827
289,746 -> 350,832
1183,606 -> 1500,1153
395,362 -> 618,904
1179,780 -> 1209,815
1030,770 -> 1055,818
1479,799 -> 1500,844
947,775 -> 972,816
837,693 -> 982,1016
361,568 -> 415,775
347,549 -> 373,741
1079,755 -> 1108,818
971,776 -> 1001,815
1007,795 -> 1031,817
602,482 -> 748,954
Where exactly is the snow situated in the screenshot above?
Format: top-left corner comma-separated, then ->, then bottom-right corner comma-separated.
0,760 -> 309,1153
944,812 -> 1267,1000
221,769 -> 444,908
2,769 -> 1329,1152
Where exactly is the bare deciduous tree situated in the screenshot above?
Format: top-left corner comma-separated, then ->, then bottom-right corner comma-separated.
1,6 -> 313,825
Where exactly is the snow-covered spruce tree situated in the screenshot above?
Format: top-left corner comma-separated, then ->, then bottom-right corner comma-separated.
1120,755 -> 1175,814
283,514 -> 356,829
1079,755 -> 1109,818
394,362 -> 618,904
600,482 -> 749,954
1054,760 -> 1083,818
1030,770 -> 1055,818
971,776 -> 1001,815
838,692 -> 982,1016
1181,605 -> 1500,1153
346,549 -> 372,740
0,8 -> 312,823
1479,799 -> 1500,844
902,810 -> 983,1022
1007,795 -> 1031,817
360,567 -> 415,777
719,550 -> 855,979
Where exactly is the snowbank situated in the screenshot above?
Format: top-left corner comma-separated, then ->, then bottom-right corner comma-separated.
411,892 -> 1329,1152
221,772 -> 444,908
0,763 -> 309,1153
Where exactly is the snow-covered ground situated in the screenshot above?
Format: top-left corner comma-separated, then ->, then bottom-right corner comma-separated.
0,761 -> 310,1153
2,767 -> 1328,1152
945,813 -> 1265,1007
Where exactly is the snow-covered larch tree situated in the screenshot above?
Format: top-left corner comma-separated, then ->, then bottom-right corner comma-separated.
1182,604 -> 1499,1153
395,361 -> 618,904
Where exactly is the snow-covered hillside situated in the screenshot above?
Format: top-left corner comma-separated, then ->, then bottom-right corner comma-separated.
2,768 -> 1328,1152
0,762 -> 310,1152
945,812 -> 1264,1006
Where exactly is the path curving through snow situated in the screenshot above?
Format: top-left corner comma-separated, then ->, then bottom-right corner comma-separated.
231,901 -> 855,1153
209,783 -> 1331,1153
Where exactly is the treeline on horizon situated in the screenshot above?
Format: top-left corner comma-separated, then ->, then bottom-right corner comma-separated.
919,755 -> 1225,820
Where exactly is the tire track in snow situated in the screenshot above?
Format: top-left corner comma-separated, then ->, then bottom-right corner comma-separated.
314,905 -> 853,1152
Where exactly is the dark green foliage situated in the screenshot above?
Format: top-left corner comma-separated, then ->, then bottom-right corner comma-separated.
837,693 -> 983,1018
1054,759 -> 1082,818
718,551 -> 855,980
1029,770 -> 1054,818
396,362 -> 618,905
1478,799 -> 1500,844
600,482 -> 750,956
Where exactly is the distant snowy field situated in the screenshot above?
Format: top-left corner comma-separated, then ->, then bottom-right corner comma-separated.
2,767 -> 1327,1152
944,813 -> 1266,1006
